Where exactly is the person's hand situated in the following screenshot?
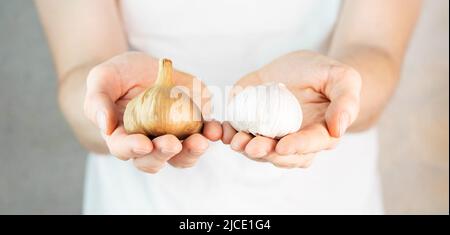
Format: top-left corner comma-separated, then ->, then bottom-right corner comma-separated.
84,52 -> 222,173
222,51 -> 361,168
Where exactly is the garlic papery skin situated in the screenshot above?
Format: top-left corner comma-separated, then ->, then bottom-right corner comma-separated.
227,83 -> 302,139
123,58 -> 203,139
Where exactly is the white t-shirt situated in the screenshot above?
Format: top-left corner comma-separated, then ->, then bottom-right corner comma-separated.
83,0 -> 383,214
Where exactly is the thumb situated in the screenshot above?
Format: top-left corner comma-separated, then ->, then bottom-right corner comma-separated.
84,66 -> 120,135
324,65 -> 362,138
84,93 -> 118,135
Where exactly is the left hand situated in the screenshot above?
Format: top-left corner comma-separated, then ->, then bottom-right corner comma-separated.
222,51 -> 362,168
84,52 -> 222,173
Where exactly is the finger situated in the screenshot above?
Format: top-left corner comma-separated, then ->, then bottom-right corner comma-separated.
221,121 -> 237,144
244,136 -> 276,159
151,134 -> 183,162
224,131 -> 268,162
202,120 -> 222,142
84,53 -> 158,135
133,134 -> 182,174
168,134 -> 209,168
133,155 -> 166,174
267,152 -> 316,169
84,65 -> 122,135
324,65 -> 362,137
230,131 -> 253,152
104,126 -> 153,160
276,123 -> 339,155
84,93 -> 118,135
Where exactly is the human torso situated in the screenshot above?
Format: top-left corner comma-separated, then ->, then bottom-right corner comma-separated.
82,0 -> 383,214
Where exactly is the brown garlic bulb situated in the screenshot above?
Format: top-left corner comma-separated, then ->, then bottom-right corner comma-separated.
123,58 -> 203,139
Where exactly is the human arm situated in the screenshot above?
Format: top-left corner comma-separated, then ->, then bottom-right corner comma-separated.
36,0 -> 222,172
35,0 -> 127,153
222,0 -> 422,168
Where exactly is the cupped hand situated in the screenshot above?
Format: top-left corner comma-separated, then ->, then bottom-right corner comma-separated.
222,51 -> 361,168
84,52 -> 222,173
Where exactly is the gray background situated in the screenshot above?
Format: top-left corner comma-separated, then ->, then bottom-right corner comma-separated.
0,0 -> 85,214
0,0 -> 448,214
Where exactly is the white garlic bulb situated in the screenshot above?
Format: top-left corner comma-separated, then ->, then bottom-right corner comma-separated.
227,83 -> 302,139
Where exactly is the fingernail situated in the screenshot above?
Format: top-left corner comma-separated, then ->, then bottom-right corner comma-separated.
253,150 -> 267,158
339,112 -> 350,136
100,131 -> 107,140
133,148 -> 151,155
279,146 -> 295,155
189,149 -> 206,155
96,110 -> 107,133
131,139 -> 152,155
160,149 -> 177,155
230,141 -> 240,151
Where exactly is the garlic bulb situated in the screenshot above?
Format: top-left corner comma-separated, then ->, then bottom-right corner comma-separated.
123,58 -> 203,139
227,83 -> 302,139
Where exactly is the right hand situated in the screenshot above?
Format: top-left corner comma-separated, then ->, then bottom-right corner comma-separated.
84,52 -> 222,173
221,51 -> 361,169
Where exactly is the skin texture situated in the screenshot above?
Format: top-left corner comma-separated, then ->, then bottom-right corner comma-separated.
35,0 -> 421,172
